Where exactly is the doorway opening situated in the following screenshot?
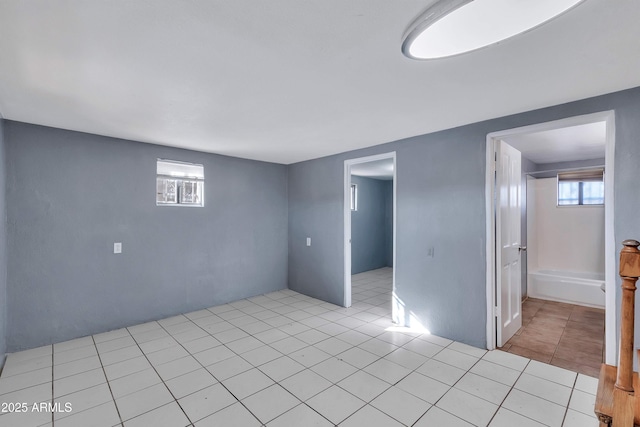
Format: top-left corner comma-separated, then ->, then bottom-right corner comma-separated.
344,153 -> 396,314
485,111 -> 616,372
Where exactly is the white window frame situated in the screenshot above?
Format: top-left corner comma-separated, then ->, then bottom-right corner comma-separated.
557,169 -> 605,207
156,159 -> 204,207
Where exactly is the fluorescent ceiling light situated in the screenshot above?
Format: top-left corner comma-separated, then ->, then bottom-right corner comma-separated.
403,0 -> 585,59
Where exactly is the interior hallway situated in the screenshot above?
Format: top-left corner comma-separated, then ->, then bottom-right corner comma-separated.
351,267 -> 393,307
0,289 -> 599,427
499,298 -> 605,378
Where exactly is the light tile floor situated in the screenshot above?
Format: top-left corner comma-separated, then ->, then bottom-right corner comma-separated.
0,279 -> 599,426
351,267 -> 393,306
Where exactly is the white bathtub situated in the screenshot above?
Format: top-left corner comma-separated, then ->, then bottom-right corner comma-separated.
528,269 -> 605,308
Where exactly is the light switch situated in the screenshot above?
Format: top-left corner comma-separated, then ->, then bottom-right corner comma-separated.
114,242 -> 122,254
306,237 -> 311,247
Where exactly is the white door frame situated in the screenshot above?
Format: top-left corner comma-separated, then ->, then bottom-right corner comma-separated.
344,152 -> 397,308
485,111 -> 616,365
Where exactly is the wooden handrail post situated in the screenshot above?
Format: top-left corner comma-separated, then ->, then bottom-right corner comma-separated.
615,239 -> 640,393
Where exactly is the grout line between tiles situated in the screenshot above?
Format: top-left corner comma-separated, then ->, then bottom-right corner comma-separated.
123,324 -> 202,425
481,357 -> 533,427
151,316 -> 264,425
432,347 -> 578,427
559,374 -> 580,427
91,335 -> 124,427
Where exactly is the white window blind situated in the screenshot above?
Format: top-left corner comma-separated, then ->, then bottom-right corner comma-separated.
557,169 -> 604,206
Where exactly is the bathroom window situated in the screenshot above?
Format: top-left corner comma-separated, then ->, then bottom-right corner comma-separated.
557,169 -> 604,206
351,184 -> 358,211
156,159 -> 204,207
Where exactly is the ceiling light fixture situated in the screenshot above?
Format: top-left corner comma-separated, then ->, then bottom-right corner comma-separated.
402,0 -> 585,60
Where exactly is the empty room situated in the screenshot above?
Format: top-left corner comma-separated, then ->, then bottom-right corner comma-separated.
1,1 -> 639,427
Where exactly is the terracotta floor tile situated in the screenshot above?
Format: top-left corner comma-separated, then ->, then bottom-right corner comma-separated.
529,312 -> 568,325
571,305 -> 605,314
550,357 -> 601,378
561,327 -> 603,341
522,305 -> 543,315
564,322 -> 604,336
509,335 -> 558,354
537,307 -> 572,320
569,309 -> 604,319
519,327 -> 562,344
522,305 -> 542,313
566,320 -> 604,332
520,319 -> 535,330
570,310 -> 605,321
514,325 -> 526,336
566,318 -> 604,328
569,318 -> 605,329
557,336 -> 603,355
508,345 -> 552,363
528,316 -> 568,328
499,299 -> 605,377
560,329 -> 603,346
554,346 -> 603,366
536,301 -> 569,310
544,301 -> 576,310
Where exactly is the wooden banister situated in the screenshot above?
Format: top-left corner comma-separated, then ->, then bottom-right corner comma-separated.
595,239 -> 640,426
617,240 -> 640,392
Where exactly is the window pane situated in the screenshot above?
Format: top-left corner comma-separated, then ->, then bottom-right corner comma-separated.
558,181 -> 579,205
180,180 -> 203,205
582,181 -> 604,205
157,178 -> 178,204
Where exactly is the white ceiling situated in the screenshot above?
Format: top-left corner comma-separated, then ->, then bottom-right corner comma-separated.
351,158 -> 394,180
0,0 -> 638,165
503,121 -> 606,164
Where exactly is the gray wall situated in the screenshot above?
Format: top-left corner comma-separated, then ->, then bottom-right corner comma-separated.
351,176 -> 391,274
0,119 -> 7,368
288,86 -> 640,349
5,121 -> 288,351
4,87 -> 640,353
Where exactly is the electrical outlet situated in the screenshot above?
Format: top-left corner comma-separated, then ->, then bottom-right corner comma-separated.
114,242 -> 122,254
306,237 -> 311,247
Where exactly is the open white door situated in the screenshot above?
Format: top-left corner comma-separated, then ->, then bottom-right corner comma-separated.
496,140 -> 522,347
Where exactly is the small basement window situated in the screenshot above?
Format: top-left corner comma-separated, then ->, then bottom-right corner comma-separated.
156,159 -> 204,207
557,169 -> 604,206
350,184 -> 358,211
